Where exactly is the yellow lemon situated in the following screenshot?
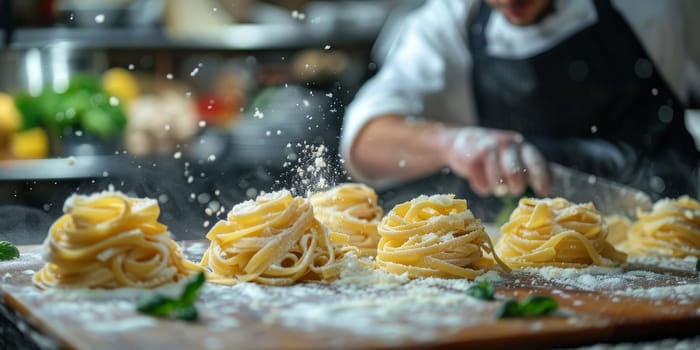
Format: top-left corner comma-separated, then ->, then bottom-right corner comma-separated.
0,93 -> 21,134
102,68 -> 140,105
11,127 -> 49,159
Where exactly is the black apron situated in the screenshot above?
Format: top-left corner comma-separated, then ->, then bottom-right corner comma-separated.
468,0 -> 698,198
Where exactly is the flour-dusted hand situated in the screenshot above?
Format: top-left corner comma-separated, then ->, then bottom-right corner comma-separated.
441,127 -> 549,197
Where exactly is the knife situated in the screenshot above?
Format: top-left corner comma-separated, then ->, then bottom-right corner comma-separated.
548,163 -> 652,218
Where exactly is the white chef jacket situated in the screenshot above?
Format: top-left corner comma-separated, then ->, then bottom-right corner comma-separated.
340,0 -> 700,187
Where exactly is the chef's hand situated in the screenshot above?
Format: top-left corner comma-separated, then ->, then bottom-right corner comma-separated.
441,127 -> 549,197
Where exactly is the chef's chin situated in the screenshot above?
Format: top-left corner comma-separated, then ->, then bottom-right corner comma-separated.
485,0 -> 554,26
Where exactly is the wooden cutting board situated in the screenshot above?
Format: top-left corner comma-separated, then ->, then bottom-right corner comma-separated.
1,241 -> 698,350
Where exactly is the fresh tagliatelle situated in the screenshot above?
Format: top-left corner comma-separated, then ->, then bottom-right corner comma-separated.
620,196 -> 700,258
495,198 -> 626,268
33,191 -> 192,289
309,183 -> 383,256
605,215 -> 632,246
200,190 -> 344,285
376,194 -> 508,279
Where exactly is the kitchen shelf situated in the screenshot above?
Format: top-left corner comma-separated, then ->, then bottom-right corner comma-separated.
3,23 -> 381,51
2,0 -> 393,51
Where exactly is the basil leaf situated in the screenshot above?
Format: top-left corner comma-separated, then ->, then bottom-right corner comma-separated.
497,299 -> 522,318
136,272 -> 206,322
496,188 -> 536,226
0,241 -> 20,261
518,295 -> 558,316
467,280 -> 495,301
172,305 -> 198,321
181,272 -> 206,304
137,295 -> 178,317
498,295 -> 558,319
495,196 -> 518,226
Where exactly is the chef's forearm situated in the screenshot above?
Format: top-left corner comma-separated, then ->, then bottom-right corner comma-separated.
350,114 -> 449,182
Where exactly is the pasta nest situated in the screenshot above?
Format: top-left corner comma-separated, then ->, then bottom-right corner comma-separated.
201,190 -> 342,285
495,197 -> 626,268
33,191 -> 191,289
622,196 -> 700,258
376,194 -> 507,279
310,183 -> 383,256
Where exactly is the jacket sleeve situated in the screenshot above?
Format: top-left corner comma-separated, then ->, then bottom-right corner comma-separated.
339,0 -> 474,185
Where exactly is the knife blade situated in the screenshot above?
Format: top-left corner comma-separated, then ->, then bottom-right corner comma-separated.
548,163 -> 652,218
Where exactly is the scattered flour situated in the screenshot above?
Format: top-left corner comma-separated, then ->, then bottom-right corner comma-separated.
615,284 -> 700,301
85,317 -> 159,333
523,265 -> 628,291
331,254 -> 408,287
2,240 -> 698,349
627,255 -> 698,273
162,254 -> 497,343
521,260 -> 698,296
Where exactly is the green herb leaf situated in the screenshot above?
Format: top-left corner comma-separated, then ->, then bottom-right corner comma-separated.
180,271 -> 206,304
137,295 -> 179,317
498,295 -> 558,319
495,188 -> 536,226
172,305 -> 198,321
467,280 -> 495,301
495,196 -> 518,226
137,272 -> 206,322
498,300 -> 522,318
0,241 -> 20,261
518,295 -> 559,316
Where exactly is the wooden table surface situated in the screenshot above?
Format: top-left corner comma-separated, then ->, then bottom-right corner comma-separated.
1,241 -> 699,350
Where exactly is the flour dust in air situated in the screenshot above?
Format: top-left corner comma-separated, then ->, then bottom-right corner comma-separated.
279,142 -> 345,197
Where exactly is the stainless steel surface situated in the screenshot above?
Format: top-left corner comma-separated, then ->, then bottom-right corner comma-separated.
548,163 -> 653,218
0,155 -> 127,181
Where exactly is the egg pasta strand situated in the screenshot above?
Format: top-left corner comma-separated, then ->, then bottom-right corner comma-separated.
34,191 -> 192,289
201,190 -> 344,285
495,197 -> 626,268
310,183 -> 383,256
620,196 -> 700,257
376,194 -> 508,279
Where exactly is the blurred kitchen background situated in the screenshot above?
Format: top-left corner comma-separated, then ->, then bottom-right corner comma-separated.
0,0 -> 423,243
4,0 -> 699,245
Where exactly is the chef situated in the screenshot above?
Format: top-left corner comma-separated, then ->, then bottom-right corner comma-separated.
340,0 -> 700,202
